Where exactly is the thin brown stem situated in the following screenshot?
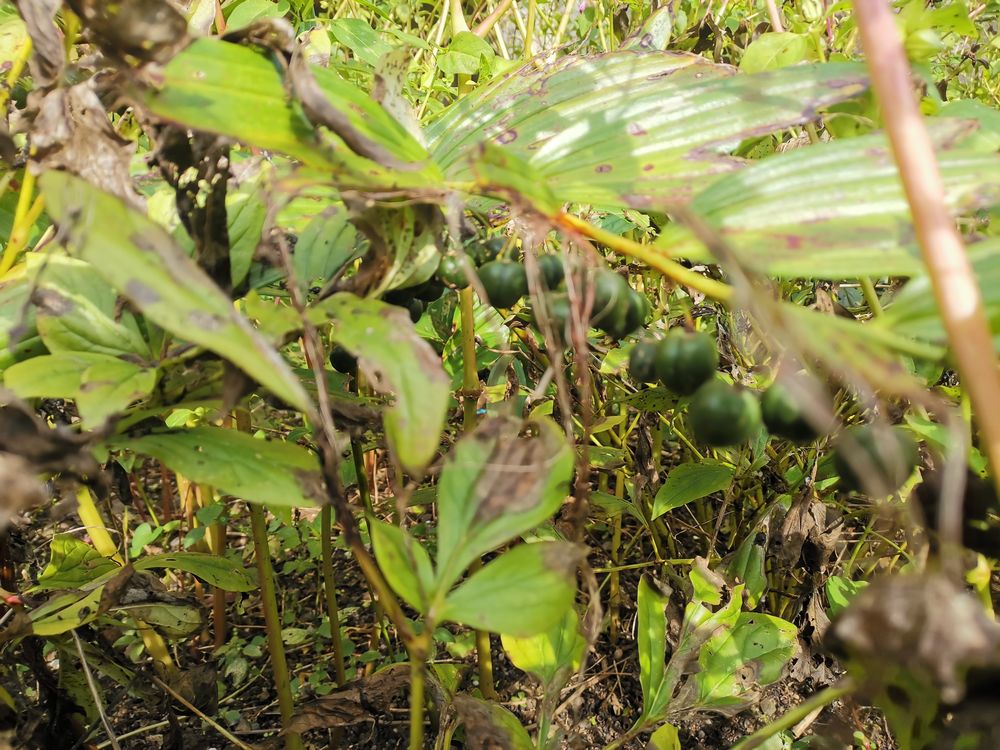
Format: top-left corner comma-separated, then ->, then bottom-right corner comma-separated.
852,0 -> 1000,525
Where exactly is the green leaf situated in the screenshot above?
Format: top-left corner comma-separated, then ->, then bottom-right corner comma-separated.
135,552 -> 257,592
115,602 -> 202,638
721,534 -> 767,608
637,576 -> 669,719
226,0 -> 289,30
25,588 -> 105,637
648,722 -> 682,750
31,535 -> 120,593
368,519 -> 435,611
501,608 -> 586,689
438,31 -> 495,77
439,542 -> 583,637
825,575 -> 868,617
308,293 -> 448,475
879,238 -> 1000,353
40,171 -> 313,415
434,417 -> 573,588
115,427 -> 324,508
292,208 -> 360,293
652,461 -> 734,519
428,55 -> 866,209
75,358 -> 158,429
329,18 -> 393,68
227,180 -> 268,288
694,612 -> 799,709
739,32 -> 814,73
452,695 -> 534,750
145,39 -> 435,186
659,122 -> 1000,278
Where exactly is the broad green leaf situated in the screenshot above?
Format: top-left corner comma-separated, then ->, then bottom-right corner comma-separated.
469,142 -> 560,215
428,55 -> 866,209
695,612 -> 799,709
40,171 -> 312,414
115,427 -> 324,508
145,39 -> 434,186
329,18 -> 393,68
75,359 -> 159,429
739,32 -> 815,73
0,277 -> 41,372
453,695 -> 534,750
879,238 -> 1000,353
24,588 -> 105,638
292,208 -> 360,292
434,416 -> 573,588
438,31 -> 495,77
439,542 -> 583,637
652,461 -> 734,519
28,256 -> 150,359
227,180 -> 268,289
225,0 -> 289,29
308,293 -> 449,475
115,602 -> 202,638
135,552 -> 257,592
637,576 -> 669,719
826,575 -> 868,617
31,535 -> 120,593
648,723 -> 681,750
501,608 -> 586,689
368,519 -> 435,611
4,351 -> 156,428
658,123 -> 1000,278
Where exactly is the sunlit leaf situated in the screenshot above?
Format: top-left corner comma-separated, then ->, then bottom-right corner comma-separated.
439,542 -> 583,636
135,552 -> 257,592
40,171 -> 313,414
428,54 -> 867,208
114,427 -> 324,508
652,461 -> 734,519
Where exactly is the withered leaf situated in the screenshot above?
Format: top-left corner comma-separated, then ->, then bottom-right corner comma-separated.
828,572 -> 1000,704
64,0 -> 188,64
32,81 -> 143,209
12,0 -> 63,87
0,453 -> 46,531
285,664 -> 409,733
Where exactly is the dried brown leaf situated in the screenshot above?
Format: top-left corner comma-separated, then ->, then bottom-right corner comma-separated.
0,453 -> 46,531
32,81 -> 143,209
285,664 -> 409,733
12,0 -> 63,87
828,572 -> 1000,703
64,0 -> 188,64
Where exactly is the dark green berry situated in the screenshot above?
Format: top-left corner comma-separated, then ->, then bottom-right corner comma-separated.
629,341 -> 659,383
833,425 -> 919,496
537,255 -> 565,289
478,261 -> 528,309
760,381 -> 821,442
655,328 -> 719,396
437,256 -> 469,289
688,379 -> 761,447
329,346 -> 357,374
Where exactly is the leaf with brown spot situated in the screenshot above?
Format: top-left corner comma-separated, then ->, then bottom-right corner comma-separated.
40,171 -> 313,415
64,0 -> 188,64
427,54 -> 867,210
452,694 -> 534,750
433,416 -> 574,589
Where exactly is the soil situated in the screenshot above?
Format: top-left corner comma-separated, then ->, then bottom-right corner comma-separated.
0,489 -> 899,750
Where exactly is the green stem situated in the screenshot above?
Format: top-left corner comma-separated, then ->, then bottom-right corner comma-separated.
458,287 -> 497,700
409,644 -> 428,750
859,277 -> 884,317
249,503 -> 304,750
320,505 -> 347,686
730,678 -> 856,750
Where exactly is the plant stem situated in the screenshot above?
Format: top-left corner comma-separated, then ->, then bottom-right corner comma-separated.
409,639 -> 429,750
457,286 -> 497,699
320,505 -> 347,686
558,213 -> 734,303
473,0 -> 513,36
730,678 -> 856,750
524,0 -> 536,59
852,0 -> 1000,512
249,503 -> 304,750
859,277 -> 883,317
